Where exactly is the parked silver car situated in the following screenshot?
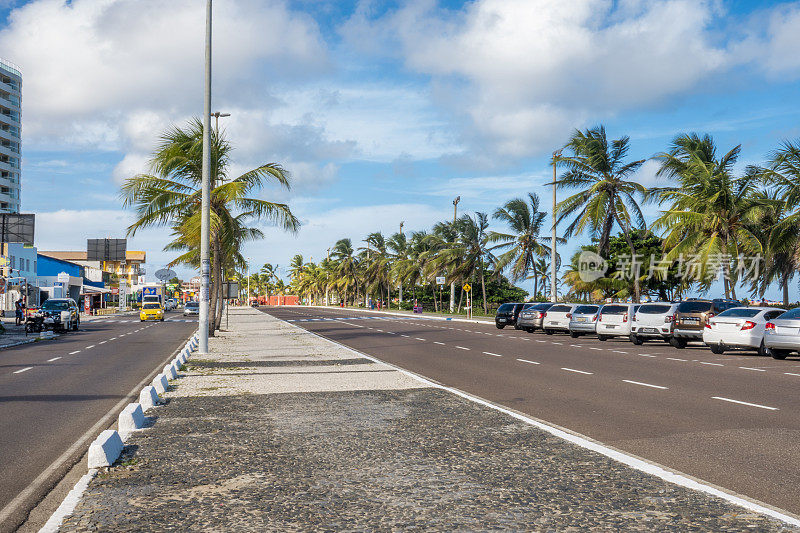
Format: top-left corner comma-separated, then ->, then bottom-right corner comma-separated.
516,302 -> 554,332
764,308 -> 800,359
183,301 -> 200,316
542,303 -> 577,335
703,306 -> 785,355
596,303 -> 640,341
629,302 -> 679,345
568,304 -> 601,338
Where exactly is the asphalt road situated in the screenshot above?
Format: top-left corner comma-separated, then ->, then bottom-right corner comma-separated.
0,311 -> 196,532
263,305 -> 800,516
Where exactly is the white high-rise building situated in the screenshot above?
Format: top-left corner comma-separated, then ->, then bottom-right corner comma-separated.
0,58 -> 21,213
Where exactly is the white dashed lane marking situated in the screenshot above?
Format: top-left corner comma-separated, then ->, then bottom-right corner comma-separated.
85,345 -> 95,349
666,357 -> 687,362
482,351 -> 503,357
13,367 -> 32,374
69,350 -> 80,355
700,362 -> 724,366
739,367 -> 766,372
623,379 -> 668,390
517,358 -> 540,365
712,396 -> 778,411
455,346 -> 470,351
561,367 -> 593,375
433,341 -> 445,345
47,357 -> 61,362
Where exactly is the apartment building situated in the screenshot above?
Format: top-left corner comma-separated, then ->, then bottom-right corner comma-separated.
0,58 -> 21,213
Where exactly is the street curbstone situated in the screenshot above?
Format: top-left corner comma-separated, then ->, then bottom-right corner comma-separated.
163,364 -> 177,380
118,403 -> 145,437
87,430 -> 124,470
152,374 -> 168,394
139,386 -> 159,410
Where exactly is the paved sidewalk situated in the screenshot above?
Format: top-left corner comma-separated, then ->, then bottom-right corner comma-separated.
59,307 -> 798,531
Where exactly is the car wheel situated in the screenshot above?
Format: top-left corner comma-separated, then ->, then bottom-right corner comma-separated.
771,349 -> 790,360
72,318 -> 79,331
598,335 -> 608,341
630,334 -> 643,345
496,324 -> 505,329
670,337 -> 687,349
758,340 -> 771,357
569,331 -> 580,338
544,329 -> 554,335
709,344 -> 725,355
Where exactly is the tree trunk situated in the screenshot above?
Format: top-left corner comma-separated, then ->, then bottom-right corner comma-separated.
213,264 -> 224,331
783,275 -> 790,307
480,264 -> 488,315
457,286 -> 463,313
534,276 -> 538,301
614,212 -> 640,303
433,281 -> 438,312
208,237 -> 221,336
598,210 -> 616,258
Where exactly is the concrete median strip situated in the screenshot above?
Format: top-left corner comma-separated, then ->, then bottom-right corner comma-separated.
117,403 -> 145,439
152,374 -> 168,394
87,430 -> 124,470
139,386 -> 160,411
163,364 -> 177,380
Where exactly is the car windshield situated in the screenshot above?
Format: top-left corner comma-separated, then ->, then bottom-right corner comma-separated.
533,303 -> 553,310
638,304 -> 672,314
677,301 -> 712,313
143,303 -> 161,310
601,305 -> 627,314
548,305 -> 572,313
717,308 -> 759,318
574,305 -> 598,314
42,300 -> 69,310
777,308 -> 800,320
497,304 -> 515,313
186,303 -> 199,308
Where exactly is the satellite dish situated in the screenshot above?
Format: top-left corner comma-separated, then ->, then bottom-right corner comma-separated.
155,268 -> 176,281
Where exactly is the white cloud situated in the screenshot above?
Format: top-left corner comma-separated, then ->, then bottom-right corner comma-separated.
343,0 -> 731,161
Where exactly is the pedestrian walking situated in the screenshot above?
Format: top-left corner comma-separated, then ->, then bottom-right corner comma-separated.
15,298 -> 24,326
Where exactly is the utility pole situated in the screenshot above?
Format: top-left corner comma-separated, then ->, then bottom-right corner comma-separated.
198,0 -> 212,354
450,196 -> 460,313
551,150 -> 562,303
325,248 -> 330,306
398,221 -> 404,305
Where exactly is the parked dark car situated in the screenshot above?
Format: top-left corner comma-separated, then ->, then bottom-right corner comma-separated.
39,298 -> 80,332
671,298 -> 740,348
495,302 -> 525,329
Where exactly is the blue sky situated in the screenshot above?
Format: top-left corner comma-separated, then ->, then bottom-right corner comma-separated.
1,0 -> 799,299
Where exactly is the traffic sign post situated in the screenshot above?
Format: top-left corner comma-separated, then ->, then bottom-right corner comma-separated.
462,283 -> 472,319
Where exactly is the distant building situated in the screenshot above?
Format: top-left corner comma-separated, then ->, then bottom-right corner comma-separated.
0,58 -> 21,213
38,250 -> 146,289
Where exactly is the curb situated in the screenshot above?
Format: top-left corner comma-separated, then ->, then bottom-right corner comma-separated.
306,305 -> 495,325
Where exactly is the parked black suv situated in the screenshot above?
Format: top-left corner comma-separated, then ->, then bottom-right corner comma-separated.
495,302 -> 526,329
40,298 -> 80,332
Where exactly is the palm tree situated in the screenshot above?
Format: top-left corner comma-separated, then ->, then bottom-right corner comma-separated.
450,213 -> 495,314
387,231 -> 409,305
332,239 -> 358,306
554,125 -> 646,300
651,133 -> 762,299
488,192 -> 557,284
121,119 -> 298,334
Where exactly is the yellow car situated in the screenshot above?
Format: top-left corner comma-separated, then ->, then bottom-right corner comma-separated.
140,302 -> 165,322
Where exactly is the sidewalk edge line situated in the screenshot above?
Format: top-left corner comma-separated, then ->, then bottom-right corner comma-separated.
306,304 -> 494,325
279,312 -> 800,528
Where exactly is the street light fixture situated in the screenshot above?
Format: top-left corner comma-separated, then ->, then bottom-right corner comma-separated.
211,111 -> 230,133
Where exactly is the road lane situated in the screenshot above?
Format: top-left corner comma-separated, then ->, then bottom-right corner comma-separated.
262,306 -> 800,515
0,311 -> 196,531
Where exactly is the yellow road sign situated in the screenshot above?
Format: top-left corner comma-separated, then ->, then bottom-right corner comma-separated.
462,283 -> 471,292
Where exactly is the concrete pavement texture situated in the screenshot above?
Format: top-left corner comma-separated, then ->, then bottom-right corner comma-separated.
59,307 -> 798,531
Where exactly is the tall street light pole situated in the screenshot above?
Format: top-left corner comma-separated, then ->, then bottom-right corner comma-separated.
199,0 -> 212,354
450,196 -> 460,313
398,221 -> 404,305
551,150 -> 562,303
246,257 -> 251,304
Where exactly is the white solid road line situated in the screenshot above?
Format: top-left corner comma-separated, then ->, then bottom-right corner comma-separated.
587,347 -> 603,351
666,357 -> 687,361
638,353 -> 656,357
700,362 -> 724,366
482,351 -> 503,357
456,346 -> 470,350
739,367 -> 766,372
623,379 -> 668,390
784,372 -> 800,377
561,367 -> 593,375
516,358 -> 540,365
712,396 -> 778,411
68,350 -> 80,355
13,367 -> 32,374
47,357 -> 62,362
433,341 -> 445,345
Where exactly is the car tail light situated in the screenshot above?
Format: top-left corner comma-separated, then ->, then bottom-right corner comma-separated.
665,314 -> 674,323
598,314 -> 603,322
622,313 -> 628,323
536,311 -> 543,319
705,320 -> 713,329
741,320 -> 756,331
542,312 -> 547,318
566,313 -> 572,319
592,315 -> 597,321
765,322 -> 775,331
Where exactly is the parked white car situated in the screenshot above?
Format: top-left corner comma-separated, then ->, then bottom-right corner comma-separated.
703,306 -> 786,355
629,302 -> 679,345
764,308 -> 800,359
596,303 -> 640,341
568,304 -> 601,337
542,303 -> 577,335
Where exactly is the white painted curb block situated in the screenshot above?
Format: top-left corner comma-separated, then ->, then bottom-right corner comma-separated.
118,403 -> 145,436
139,386 -> 159,410
163,364 -> 177,380
152,374 -> 168,394
87,430 -> 124,469
39,471 -> 96,533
